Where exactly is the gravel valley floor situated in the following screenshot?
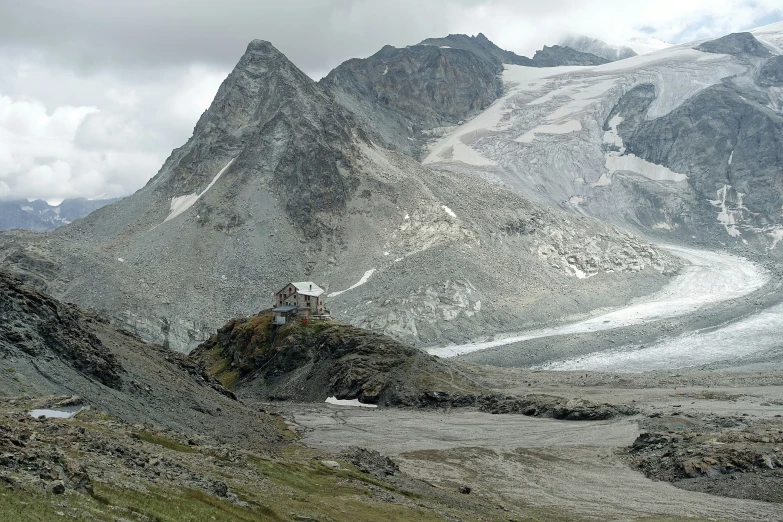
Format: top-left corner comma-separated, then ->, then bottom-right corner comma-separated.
281,368 -> 783,521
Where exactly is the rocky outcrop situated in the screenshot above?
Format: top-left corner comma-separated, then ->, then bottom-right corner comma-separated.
191,312 -> 477,405
757,55 -> 783,86
559,35 -> 637,61
476,394 -> 636,420
192,312 -> 637,421
629,417 -> 783,503
695,32 -> 772,57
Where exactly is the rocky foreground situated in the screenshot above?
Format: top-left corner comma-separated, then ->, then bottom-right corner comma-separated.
2,273 -> 783,520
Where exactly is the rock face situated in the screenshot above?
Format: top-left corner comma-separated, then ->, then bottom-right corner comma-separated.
616,81 -> 783,239
559,35 -> 637,61
320,43 -> 502,157
757,55 -> 783,86
418,33 -> 532,68
0,198 -> 117,232
0,271 -> 123,388
695,32 -> 772,57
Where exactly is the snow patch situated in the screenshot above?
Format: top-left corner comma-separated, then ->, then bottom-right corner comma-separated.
728,150 -> 734,165
768,228 -> 783,250
652,222 -> 672,230
165,158 -> 235,223
602,115 -> 625,150
328,268 -> 376,298
441,205 -> 457,218
382,65 -> 388,76
325,397 -> 377,408
29,406 -> 87,419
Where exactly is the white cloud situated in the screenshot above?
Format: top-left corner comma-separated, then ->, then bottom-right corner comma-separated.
0,61 -> 226,202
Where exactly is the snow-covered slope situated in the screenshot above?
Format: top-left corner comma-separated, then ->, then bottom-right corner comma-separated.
422,26 -> 783,251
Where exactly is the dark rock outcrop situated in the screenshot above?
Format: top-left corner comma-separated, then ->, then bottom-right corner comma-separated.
322,34 -> 606,157
757,55 -> 783,86
695,32 -> 772,57
191,313 -> 474,405
0,270 -> 123,388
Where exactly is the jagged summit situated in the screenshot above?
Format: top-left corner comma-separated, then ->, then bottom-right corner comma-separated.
695,32 -> 772,57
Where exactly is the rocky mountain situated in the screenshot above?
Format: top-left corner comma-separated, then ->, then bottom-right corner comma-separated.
420,26 -> 783,251
322,34 -> 606,157
559,34 -> 638,61
0,198 -> 118,232
0,37 -> 679,352
320,42 -> 502,157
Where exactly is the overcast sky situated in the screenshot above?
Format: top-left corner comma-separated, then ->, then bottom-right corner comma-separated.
0,1 -> 780,204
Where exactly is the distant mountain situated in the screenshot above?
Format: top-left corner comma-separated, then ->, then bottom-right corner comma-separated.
0,198 -> 118,232
419,33 -> 608,68
559,35 -> 637,61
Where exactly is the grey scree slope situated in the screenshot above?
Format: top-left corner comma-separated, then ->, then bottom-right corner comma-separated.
0,37 -> 679,352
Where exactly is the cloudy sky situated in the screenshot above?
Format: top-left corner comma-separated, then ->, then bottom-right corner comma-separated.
0,0 -> 780,204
